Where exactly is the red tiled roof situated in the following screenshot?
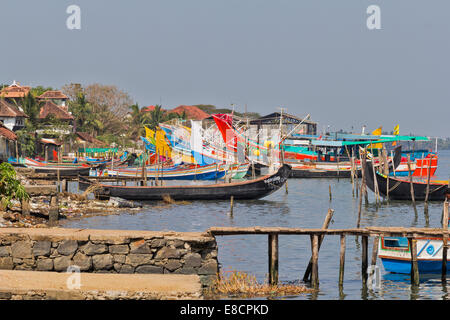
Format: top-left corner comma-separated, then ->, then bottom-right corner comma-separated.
141,105 -> 166,112
75,132 -> 106,146
37,90 -> 68,100
39,101 -> 74,120
0,123 -> 17,140
0,99 -> 28,118
0,84 -> 31,98
168,105 -> 210,120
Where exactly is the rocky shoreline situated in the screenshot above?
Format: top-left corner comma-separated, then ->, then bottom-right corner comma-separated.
0,169 -> 145,229
0,195 -> 143,228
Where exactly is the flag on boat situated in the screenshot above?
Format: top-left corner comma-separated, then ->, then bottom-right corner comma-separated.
392,124 -> 400,146
369,126 -> 383,149
393,125 -> 399,135
145,126 -> 156,145
155,129 -> 172,158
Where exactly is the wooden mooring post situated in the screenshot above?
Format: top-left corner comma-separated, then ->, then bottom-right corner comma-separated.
361,235 -> 369,287
442,200 -> 449,282
311,234 -> 319,289
268,233 -> 279,285
303,209 -> 334,282
407,155 -> 416,206
339,234 -> 346,288
229,196 -> 234,216
48,195 -> 59,226
409,237 -> 420,286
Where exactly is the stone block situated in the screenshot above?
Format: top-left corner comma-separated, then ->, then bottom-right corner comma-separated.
129,240 -> 151,254
53,256 -> 72,272
11,241 -> 32,259
109,245 -> 129,255
135,265 -> 163,274
0,246 -> 11,257
197,259 -> 218,275
164,259 -> 182,272
154,247 -> 181,260
92,254 -> 113,270
72,252 -> 92,271
33,241 -> 51,257
36,259 -> 53,271
57,240 -> 78,256
0,257 -> 13,270
184,253 -> 202,268
80,242 -> 108,256
125,254 -> 153,267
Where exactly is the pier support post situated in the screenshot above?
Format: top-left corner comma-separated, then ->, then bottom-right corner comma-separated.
230,196 -> 234,216
361,235 -> 368,287
49,195 -> 59,226
409,237 -> 420,286
339,234 -> 346,288
303,209 -> 334,282
407,155 -> 416,205
442,200 -> 448,282
21,199 -> 30,216
268,233 -> 279,285
62,179 -> 67,193
311,234 -> 319,289
371,236 -> 379,266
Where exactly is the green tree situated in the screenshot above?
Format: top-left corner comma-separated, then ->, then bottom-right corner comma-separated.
69,92 -> 104,136
147,105 -> 166,130
0,163 -> 29,210
30,86 -> 54,97
127,103 -> 151,140
21,92 -> 42,129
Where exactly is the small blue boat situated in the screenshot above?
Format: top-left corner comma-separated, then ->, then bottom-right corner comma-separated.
379,236 -> 449,274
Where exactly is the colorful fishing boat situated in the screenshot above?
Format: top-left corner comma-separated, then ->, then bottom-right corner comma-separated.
23,157 -> 102,176
379,235 -> 449,274
389,150 -> 438,177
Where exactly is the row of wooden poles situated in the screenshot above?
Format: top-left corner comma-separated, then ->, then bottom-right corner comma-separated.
210,200 -> 449,289
345,146 -> 438,229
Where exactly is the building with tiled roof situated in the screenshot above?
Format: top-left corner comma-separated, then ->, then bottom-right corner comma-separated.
0,99 -> 28,131
0,81 -> 31,101
0,122 -> 17,162
39,100 -> 74,121
168,105 -> 210,120
75,132 -> 106,147
37,90 -> 69,108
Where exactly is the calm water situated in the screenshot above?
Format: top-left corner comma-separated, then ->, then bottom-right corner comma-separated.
61,150 -> 450,300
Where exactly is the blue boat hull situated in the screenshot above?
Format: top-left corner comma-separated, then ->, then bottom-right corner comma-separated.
381,258 -> 445,274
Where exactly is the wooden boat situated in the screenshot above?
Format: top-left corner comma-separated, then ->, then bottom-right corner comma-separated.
78,164 -> 291,201
379,235 -> 450,274
363,159 -> 449,201
288,161 -> 357,178
288,145 -> 403,179
103,162 -> 228,180
24,157 -> 104,176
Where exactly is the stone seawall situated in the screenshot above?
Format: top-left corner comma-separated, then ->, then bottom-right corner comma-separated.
0,228 -> 218,287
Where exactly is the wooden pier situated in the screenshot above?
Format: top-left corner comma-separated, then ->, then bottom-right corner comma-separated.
208,201 -> 450,289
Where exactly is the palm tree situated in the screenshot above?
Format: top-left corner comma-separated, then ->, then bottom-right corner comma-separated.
127,103 -> 151,140
148,105 -> 166,130
69,92 -> 103,136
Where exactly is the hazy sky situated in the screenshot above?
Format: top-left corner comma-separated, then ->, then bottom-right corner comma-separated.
1,0 -> 449,137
